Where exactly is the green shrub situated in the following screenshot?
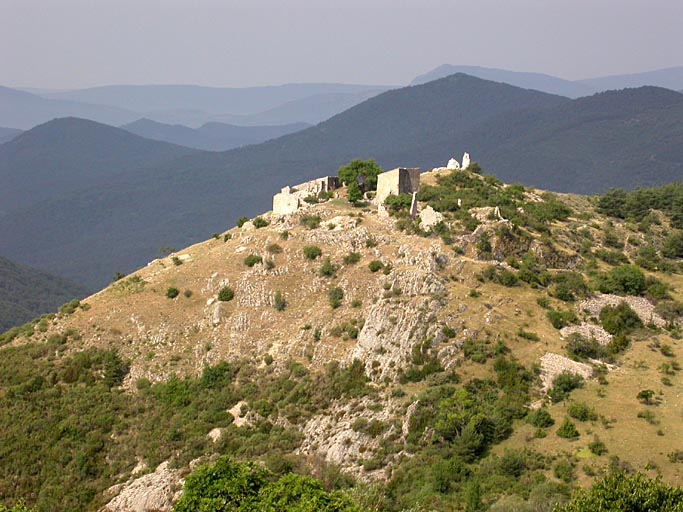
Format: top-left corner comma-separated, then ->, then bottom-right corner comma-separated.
599,302 -> 642,335
598,264 -> 646,296
549,372 -> 584,403
637,389 -> 655,404
554,459 -> 575,483
236,216 -> 249,227
273,291 -> 286,311
554,471 -> 683,511
527,408 -> 555,428
244,254 -> 263,267
547,309 -> 579,329
267,243 -> 283,254
589,439 -> 608,455
217,286 -> 234,302
171,256 -> 183,266
299,214 -> 321,229
556,418 -> 580,439
368,260 -> 384,272
328,287 -> 344,309
343,252 -> 361,265
252,216 -> 269,228
303,246 -> 322,260
662,231 -> 683,259
166,287 -> 179,299
568,402 -> 597,422
319,258 -> 337,277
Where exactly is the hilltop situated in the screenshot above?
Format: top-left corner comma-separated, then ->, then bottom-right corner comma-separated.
2,163 -> 682,511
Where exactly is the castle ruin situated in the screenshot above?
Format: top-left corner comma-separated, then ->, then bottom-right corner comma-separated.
272,176 -> 339,215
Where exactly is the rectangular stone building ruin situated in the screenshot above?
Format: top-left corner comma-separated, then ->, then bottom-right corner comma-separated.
375,167 -> 421,204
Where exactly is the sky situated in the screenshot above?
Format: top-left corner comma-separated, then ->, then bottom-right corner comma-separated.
1,0 -> 682,89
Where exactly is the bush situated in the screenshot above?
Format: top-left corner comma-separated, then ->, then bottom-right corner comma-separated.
273,291 -> 286,311
568,402 -> 597,422
368,260 -> 384,272
554,471 -> 683,511
343,252 -> 361,265
662,231 -> 683,259
547,309 -> 579,329
166,287 -> 179,299
236,216 -> 249,227
303,246 -> 322,260
599,302 -> 642,335
328,287 -> 344,309
554,459 -> 575,483
243,254 -> 263,267
527,408 -> 555,428
267,243 -> 283,254
299,214 -> 321,229
637,389 -> 655,404
598,264 -> 646,296
589,439 -> 608,455
217,286 -> 234,302
319,258 -> 337,277
556,418 -> 580,439
252,216 -> 268,228
549,372 -> 584,403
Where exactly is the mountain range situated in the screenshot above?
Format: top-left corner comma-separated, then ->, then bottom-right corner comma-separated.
121,118 -> 311,151
1,73 -> 682,293
412,64 -> 683,98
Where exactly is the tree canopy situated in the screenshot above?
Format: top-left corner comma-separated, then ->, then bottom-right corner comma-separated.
337,159 -> 382,191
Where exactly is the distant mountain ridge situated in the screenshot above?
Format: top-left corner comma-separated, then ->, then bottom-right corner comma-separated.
411,64 -> 593,98
0,255 -> 88,332
412,64 -> 683,97
0,117 -> 199,213
121,118 -> 310,151
0,86 -> 139,129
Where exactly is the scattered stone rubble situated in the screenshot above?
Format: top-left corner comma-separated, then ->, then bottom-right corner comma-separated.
539,352 -> 593,393
577,293 -> 666,328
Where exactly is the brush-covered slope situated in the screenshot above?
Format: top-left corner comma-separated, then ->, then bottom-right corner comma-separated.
0,255 -> 88,332
0,117 -> 201,213
121,118 -> 310,151
2,166 -> 682,512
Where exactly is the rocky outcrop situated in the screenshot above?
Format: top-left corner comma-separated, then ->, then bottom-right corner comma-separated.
100,461 -> 183,512
561,323 -> 613,345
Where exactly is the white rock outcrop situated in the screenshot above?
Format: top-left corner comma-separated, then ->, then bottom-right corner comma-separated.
446,158 -> 460,170
100,461 -> 183,512
461,152 -> 471,170
539,352 -> 593,392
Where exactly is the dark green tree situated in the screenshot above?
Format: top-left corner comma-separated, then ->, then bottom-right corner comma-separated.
347,180 -> 363,205
337,159 -> 382,191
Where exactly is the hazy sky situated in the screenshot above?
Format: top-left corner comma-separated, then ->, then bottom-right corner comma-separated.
1,0 -> 682,89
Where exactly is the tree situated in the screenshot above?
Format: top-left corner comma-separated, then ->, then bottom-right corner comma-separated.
554,472 -> 683,511
347,180 -> 362,204
337,159 -> 382,191
637,389 -> 655,405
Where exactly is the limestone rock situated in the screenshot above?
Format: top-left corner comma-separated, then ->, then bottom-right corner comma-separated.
561,323 -> 612,345
461,152 -> 471,170
419,205 -> 444,230
446,158 -> 460,170
576,294 -> 666,328
100,461 -> 183,512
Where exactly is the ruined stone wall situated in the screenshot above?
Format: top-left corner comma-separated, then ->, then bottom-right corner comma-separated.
376,168 -> 421,204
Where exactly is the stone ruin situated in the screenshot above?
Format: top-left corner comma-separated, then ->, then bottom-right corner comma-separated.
272,176 -> 339,215
375,167 -> 421,204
